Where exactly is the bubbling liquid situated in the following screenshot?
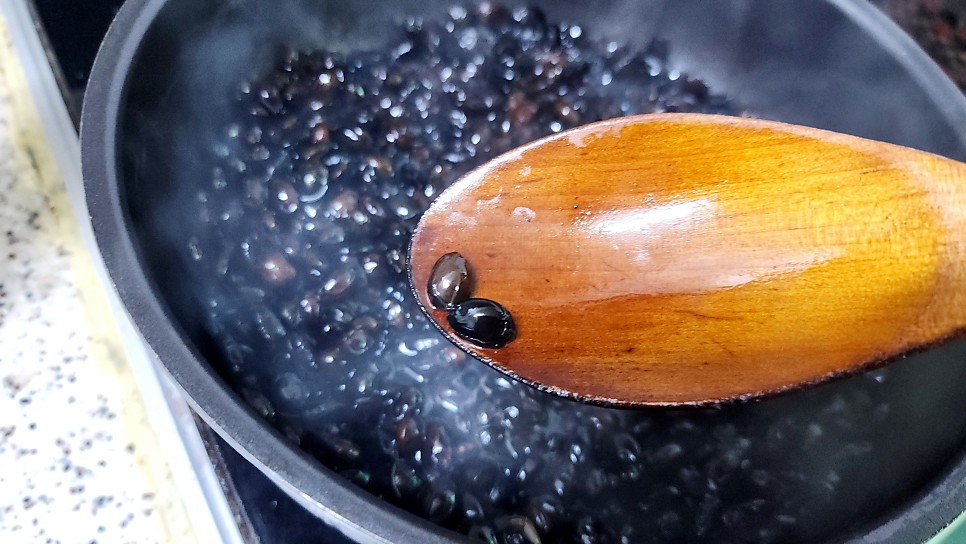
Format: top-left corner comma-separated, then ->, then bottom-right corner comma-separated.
181,4 -> 938,542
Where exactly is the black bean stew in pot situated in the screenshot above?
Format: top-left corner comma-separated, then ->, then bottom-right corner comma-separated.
179,4 -> 956,542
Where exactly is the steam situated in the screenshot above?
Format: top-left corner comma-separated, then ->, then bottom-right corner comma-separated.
113,1 -> 966,541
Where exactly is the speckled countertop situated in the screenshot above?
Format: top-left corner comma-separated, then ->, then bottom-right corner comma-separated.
0,17 -> 197,544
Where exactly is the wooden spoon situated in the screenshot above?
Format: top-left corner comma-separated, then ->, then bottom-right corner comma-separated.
408,113 -> 966,407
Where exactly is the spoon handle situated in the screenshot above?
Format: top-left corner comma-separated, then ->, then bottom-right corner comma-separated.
900,149 -> 966,344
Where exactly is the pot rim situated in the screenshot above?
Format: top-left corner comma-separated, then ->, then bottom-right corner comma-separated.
80,1 -> 966,543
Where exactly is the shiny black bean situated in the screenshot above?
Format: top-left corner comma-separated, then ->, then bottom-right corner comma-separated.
447,298 -> 515,348
427,252 -> 475,308
256,252 -> 297,285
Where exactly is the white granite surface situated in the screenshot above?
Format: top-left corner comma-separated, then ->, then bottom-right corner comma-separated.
0,18 -> 197,544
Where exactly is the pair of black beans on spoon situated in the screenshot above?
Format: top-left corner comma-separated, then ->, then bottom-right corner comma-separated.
426,252 -> 516,349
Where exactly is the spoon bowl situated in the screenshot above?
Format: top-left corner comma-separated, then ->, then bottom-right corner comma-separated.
410,113 -> 966,406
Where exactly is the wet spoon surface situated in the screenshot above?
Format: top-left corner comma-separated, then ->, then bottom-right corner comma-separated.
409,113 -> 966,406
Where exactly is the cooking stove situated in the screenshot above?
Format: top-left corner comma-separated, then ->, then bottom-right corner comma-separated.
23,1 -> 965,543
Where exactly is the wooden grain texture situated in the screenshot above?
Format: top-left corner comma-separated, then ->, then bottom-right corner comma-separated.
409,113 -> 966,406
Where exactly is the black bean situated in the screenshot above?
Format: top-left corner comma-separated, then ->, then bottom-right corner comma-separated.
495,516 -> 541,544
396,416 -> 421,456
421,484 -> 457,521
319,265 -> 357,297
421,421 -> 451,468
391,459 -> 423,498
257,252 -> 296,285
526,496 -> 562,534
447,298 -> 516,348
428,252 -> 476,309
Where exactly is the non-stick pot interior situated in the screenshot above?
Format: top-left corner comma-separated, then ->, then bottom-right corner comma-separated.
110,0 -> 966,542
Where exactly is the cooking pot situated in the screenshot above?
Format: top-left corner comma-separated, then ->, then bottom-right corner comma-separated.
82,0 -> 966,542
